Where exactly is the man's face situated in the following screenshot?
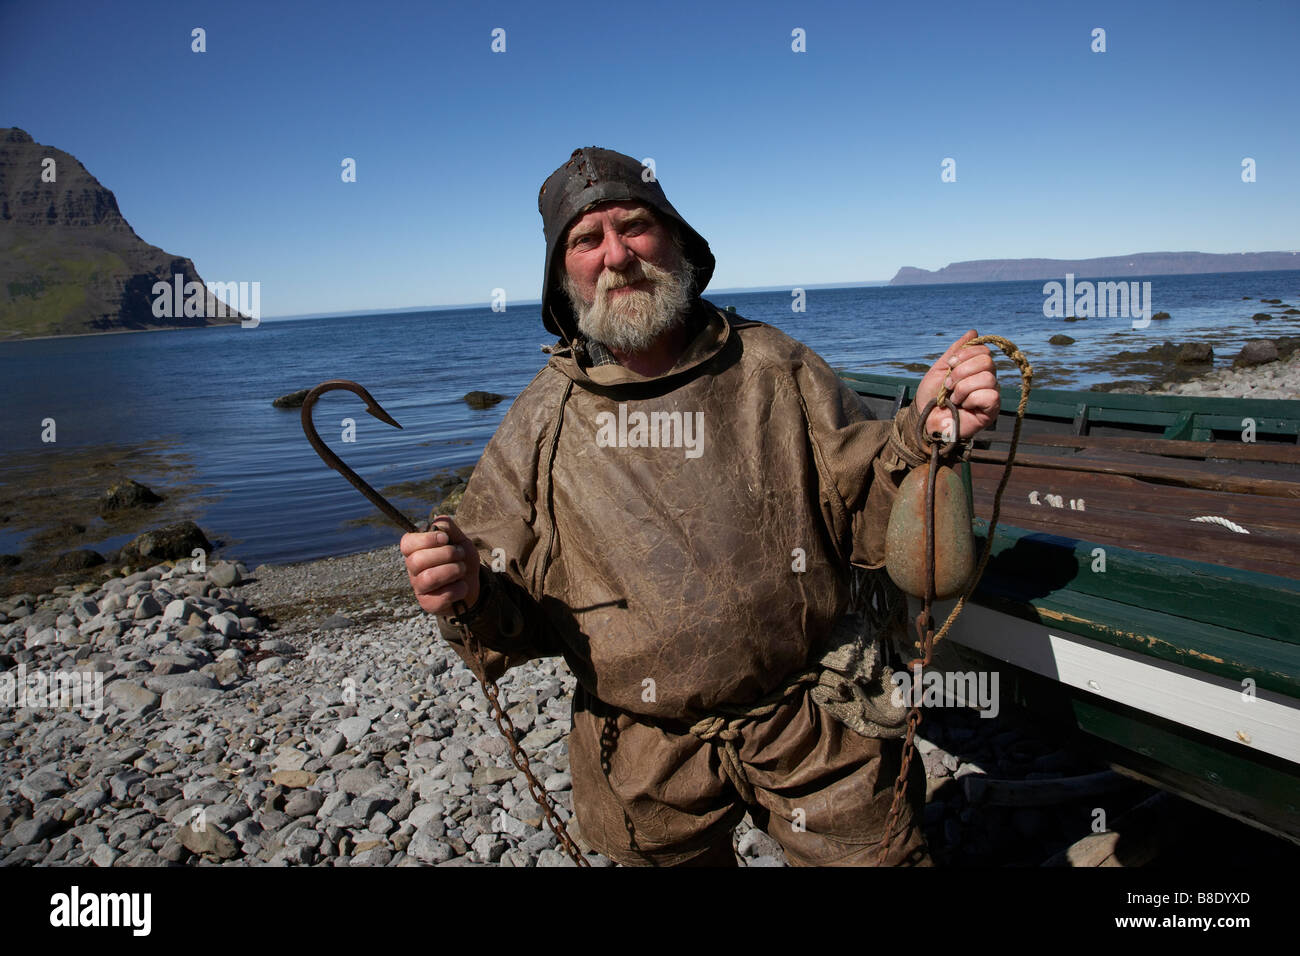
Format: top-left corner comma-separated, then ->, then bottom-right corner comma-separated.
560,201 -> 693,354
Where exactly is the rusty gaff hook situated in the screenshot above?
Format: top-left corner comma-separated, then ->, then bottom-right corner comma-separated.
300,380 -> 467,616
300,380 -> 589,864
300,379 -> 421,534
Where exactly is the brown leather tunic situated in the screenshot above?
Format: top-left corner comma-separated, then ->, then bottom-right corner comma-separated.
436,299 -> 934,863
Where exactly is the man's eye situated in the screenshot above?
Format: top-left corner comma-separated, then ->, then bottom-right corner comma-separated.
572,235 -> 596,248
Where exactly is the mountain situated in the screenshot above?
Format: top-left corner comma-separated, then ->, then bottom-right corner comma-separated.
0,127 -> 246,339
890,251 -> 1300,286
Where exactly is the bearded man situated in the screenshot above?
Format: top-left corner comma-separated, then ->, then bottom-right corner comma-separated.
402,147 -> 999,866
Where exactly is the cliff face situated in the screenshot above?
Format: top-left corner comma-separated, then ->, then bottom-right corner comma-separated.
890,251 -> 1300,285
0,127 -> 245,339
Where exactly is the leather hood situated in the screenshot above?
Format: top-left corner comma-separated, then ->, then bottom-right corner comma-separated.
537,147 -> 716,342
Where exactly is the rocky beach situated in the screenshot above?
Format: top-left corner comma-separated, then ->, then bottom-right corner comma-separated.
2,537 -> 1296,868
1133,342 -> 1300,400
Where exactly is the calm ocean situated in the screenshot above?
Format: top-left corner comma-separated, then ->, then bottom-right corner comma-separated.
2,270 -> 1297,568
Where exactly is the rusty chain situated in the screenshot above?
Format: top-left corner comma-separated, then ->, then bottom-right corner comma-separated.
446,561 -> 591,866
299,384 -> 589,866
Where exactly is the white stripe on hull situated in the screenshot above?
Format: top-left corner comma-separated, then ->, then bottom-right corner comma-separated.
918,596 -> 1300,766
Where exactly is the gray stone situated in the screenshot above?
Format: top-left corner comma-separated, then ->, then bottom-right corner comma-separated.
205,803 -> 251,828
109,770 -> 146,801
1236,340 -> 1279,367
408,802 -> 443,831
73,787 -> 109,813
144,671 -> 217,693
208,563 -> 242,588
1176,342 -> 1213,365
317,790 -> 350,820
208,613 -> 240,638
161,686 -> 223,711
177,822 -> 240,860
388,791 -> 414,824
520,726 -> 564,750
25,627 -> 58,649
319,732 -> 345,758
409,829 -> 455,865
520,829 -> 557,856
543,771 -> 571,791
273,748 -> 310,772
321,613 -> 352,630
351,846 -> 393,866
267,844 -> 313,865
352,795 -> 388,821
491,810 -> 534,840
536,848 -> 577,867
162,599 -> 197,624
286,827 -> 323,849
11,813 -> 60,844
337,767 -> 384,796
231,818 -> 266,848
175,625 -> 206,643
90,844 -> 120,867
71,599 -> 99,623
133,595 -> 162,620
471,833 -> 506,863
158,839 -> 188,863
256,656 -> 285,674
19,769 -> 69,804
472,766 -> 515,787
337,716 -> 372,745
285,790 -> 325,819
737,828 -> 783,859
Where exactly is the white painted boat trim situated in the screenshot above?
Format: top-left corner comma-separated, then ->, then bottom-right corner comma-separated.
916,596 -> 1300,767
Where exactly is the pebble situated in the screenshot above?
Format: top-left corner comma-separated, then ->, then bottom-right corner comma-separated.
337,716 -> 372,745
409,829 -> 454,865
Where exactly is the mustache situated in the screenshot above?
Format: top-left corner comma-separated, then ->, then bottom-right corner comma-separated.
596,262 -> 659,295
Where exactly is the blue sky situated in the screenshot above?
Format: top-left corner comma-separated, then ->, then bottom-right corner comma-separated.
2,0 -> 1296,316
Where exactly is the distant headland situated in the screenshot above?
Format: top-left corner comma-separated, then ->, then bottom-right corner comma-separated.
0,127 -> 248,340
890,251 -> 1300,286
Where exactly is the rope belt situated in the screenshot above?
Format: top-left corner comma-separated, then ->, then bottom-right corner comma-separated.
688,669 -> 820,803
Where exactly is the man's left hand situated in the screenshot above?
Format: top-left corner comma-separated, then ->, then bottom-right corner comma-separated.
915,329 -> 1000,441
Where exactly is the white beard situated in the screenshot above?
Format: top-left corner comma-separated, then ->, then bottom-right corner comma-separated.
562,248 -> 693,355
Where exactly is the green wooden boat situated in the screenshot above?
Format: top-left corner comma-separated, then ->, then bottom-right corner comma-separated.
841,371 -> 1300,846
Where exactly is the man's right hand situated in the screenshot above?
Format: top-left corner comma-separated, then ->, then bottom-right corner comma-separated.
401,516 -> 482,616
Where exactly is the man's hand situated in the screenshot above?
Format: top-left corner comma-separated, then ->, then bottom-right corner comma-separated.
401,516 -> 481,615
915,329 -> 1000,441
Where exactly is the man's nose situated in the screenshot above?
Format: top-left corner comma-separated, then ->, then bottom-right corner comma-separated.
600,232 -> 638,270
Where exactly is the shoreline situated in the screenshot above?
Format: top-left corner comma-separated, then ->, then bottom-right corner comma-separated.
1118,346 -> 1300,400
1,335 -> 1296,599
0,320 -> 244,344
